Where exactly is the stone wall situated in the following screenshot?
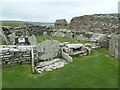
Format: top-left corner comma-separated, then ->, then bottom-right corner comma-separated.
69,14 -> 118,34
0,45 -> 36,67
109,34 -> 120,59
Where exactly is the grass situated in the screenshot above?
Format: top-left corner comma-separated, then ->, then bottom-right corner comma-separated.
36,35 -> 88,44
2,48 -> 118,88
0,69 -> 2,89
2,24 -> 19,27
0,39 -> 2,45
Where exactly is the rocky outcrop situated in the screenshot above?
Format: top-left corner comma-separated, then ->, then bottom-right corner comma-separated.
69,13 -> 118,34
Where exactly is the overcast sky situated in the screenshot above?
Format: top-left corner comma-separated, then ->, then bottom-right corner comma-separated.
0,0 -> 119,22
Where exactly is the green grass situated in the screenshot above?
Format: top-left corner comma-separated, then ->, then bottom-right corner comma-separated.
0,68 -> 2,89
2,20 -> 54,27
0,39 -> 2,45
2,48 -> 118,88
2,24 -> 20,27
36,35 -> 88,44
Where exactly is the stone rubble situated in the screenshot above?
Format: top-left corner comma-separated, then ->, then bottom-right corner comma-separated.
36,58 -> 67,73
52,31 -> 65,38
75,34 -> 89,42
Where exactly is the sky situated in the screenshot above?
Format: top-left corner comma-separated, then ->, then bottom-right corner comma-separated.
0,0 -> 120,22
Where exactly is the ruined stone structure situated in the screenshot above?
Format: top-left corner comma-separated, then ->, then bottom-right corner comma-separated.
1,26 -> 14,44
69,14 -> 118,34
64,30 -> 73,38
35,40 -> 73,73
52,31 -> 65,38
26,25 -> 48,35
54,19 -> 68,29
1,13 -> 119,74
90,33 -> 109,48
0,45 -> 36,67
1,26 -> 38,45
109,34 -> 120,60
75,34 -> 89,42
0,39 -> 97,73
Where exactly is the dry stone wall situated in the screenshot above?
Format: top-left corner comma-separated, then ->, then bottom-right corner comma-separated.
69,14 -> 118,34
0,45 -> 36,67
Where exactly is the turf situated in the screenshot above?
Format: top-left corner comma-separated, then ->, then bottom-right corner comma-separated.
36,35 -> 88,44
0,39 -> 2,45
2,48 -> 118,88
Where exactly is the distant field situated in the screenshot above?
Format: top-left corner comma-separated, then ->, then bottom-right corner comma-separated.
2,20 -> 54,27
2,48 -> 118,88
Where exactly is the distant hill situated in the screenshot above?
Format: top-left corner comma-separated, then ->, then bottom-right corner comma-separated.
1,20 -> 54,27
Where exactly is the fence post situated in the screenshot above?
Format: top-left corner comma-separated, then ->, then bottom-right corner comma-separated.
31,47 -> 35,73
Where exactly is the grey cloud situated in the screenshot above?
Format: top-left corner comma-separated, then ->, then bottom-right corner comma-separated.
0,0 -> 119,22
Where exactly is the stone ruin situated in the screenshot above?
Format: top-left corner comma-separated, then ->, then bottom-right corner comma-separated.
109,34 -> 120,60
54,19 -> 68,29
51,29 -> 73,38
34,38 -> 103,73
90,33 -> 109,48
1,26 -> 38,45
75,34 -> 89,42
1,26 -> 14,45
35,40 -> 73,73
1,13 -> 119,74
0,45 -> 36,67
0,30 -> 119,73
52,31 -> 65,38
25,25 -> 48,36
0,38 -> 100,73
69,13 -> 118,34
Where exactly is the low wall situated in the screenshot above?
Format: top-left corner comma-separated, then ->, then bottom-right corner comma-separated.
0,45 -> 36,67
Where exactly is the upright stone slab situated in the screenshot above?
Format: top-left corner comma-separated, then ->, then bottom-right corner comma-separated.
115,36 -> 120,59
109,34 -> 117,57
8,32 -> 15,45
98,34 -> 108,48
109,34 -> 120,60
61,48 -> 73,62
28,35 -> 37,45
36,40 -> 60,61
